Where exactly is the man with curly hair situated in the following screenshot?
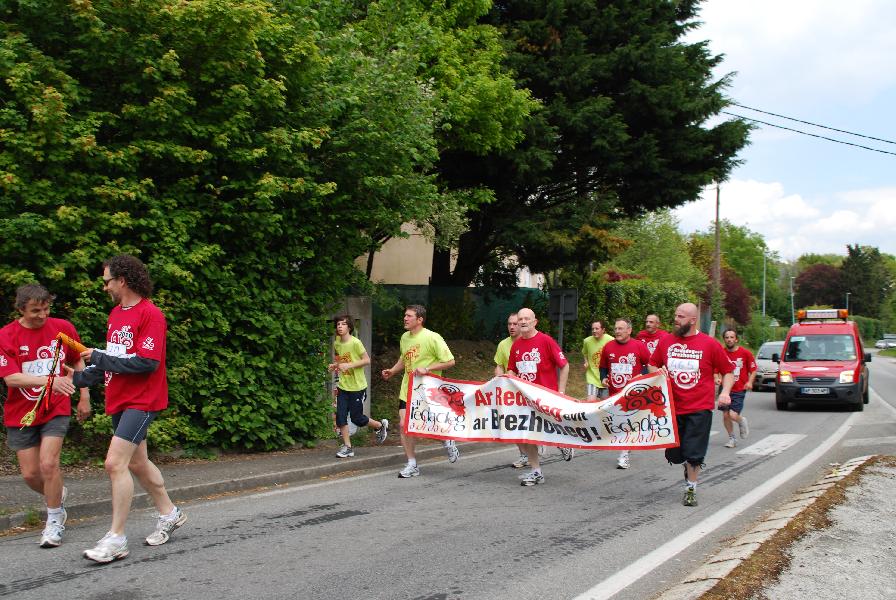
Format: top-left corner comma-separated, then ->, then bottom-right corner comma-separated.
71,255 -> 185,562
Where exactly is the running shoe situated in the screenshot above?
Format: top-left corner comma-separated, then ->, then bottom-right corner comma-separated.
39,511 -> 66,548
375,419 -> 389,444
520,471 -> 545,486
724,437 -> 737,448
444,440 -> 460,463
559,447 -> 574,461
683,487 -> 698,507
398,464 -> 420,478
84,532 -> 129,563
336,444 -> 354,458
616,450 -> 631,470
511,454 -> 529,469
738,415 -> 750,439
145,507 -> 187,546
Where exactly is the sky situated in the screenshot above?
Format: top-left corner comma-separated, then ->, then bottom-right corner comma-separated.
673,0 -> 896,262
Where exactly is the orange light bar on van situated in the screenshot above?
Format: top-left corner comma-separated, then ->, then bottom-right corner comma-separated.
797,308 -> 849,321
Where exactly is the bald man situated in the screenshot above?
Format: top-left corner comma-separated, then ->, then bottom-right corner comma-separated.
649,303 -> 734,506
507,308 -> 570,486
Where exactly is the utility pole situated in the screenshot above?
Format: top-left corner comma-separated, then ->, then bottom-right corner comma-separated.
713,182 -> 721,313
762,252 -> 767,317
790,276 -> 796,325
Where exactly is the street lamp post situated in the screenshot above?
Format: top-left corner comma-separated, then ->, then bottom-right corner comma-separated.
846,292 -> 851,314
762,252 -> 767,317
790,276 -> 796,325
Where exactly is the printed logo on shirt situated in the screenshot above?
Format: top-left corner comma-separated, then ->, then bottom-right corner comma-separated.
19,345 -> 29,356
110,325 -> 134,349
21,341 -> 65,401
142,337 -> 155,351
515,348 -> 542,382
0,355 -> 7,367
729,357 -> 743,378
403,345 -> 420,373
646,339 -> 659,356
666,343 -> 703,390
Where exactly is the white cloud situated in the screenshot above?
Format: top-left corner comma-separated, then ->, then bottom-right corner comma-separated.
673,180 -> 896,260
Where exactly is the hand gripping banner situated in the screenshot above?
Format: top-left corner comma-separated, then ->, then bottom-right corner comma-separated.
403,371 -> 679,450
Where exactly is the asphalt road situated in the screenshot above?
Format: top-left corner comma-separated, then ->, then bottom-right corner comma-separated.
2,354 -> 895,600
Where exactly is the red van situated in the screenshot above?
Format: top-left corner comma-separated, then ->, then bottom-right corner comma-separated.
773,309 -> 871,411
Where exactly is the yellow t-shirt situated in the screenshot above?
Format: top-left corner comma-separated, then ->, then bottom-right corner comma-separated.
582,334 -> 613,387
494,336 -> 514,371
399,328 -> 454,402
333,335 -> 367,392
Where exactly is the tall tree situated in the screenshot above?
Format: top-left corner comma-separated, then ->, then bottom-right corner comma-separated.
431,0 -> 751,285
606,211 -> 707,293
840,244 -> 892,318
794,263 -> 843,308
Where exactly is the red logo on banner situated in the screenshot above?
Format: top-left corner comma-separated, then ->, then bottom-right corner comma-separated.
426,384 -> 466,416
615,383 -> 667,418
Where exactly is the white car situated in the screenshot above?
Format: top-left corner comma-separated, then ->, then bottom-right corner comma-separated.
755,340 -> 785,391
875,340 -> 888,349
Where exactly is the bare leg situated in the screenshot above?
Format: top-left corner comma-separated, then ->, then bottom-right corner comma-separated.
128,440 -> 175,516
723,412 -> 735,437
38,436 -> 65,507
685,462 -> 701,484
339,424 -> 351,447
523,443 -> 540,471
16,446 -> 44,495
104,436 -> 139,536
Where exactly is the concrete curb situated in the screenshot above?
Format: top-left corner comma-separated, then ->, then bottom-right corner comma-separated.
0,442 -> 488,531
654,454 -> 876,600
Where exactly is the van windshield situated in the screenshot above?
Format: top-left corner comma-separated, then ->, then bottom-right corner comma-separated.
784,334 -> 856,361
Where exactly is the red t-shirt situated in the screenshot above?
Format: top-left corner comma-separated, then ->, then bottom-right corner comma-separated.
650,332 -> 733,414
636,329 -> 671,359
509,331 -> 568,391
725,346 -> 757,392
0,318 -> 82,426
103,299 -> 168,414
599,339 -> 651,394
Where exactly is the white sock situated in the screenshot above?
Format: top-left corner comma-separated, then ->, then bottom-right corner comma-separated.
47,507 -> 64,518
532,468 -> 542,475
686,481 -> 697,490
162,507 -> 179,520
407,459 -> 417,468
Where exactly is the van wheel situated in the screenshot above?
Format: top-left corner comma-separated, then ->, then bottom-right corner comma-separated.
775,392 -> 788,411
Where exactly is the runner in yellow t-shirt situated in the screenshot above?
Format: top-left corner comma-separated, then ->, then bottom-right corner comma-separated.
381,305 -> 456,478
582,320 -> 613,401
328,315 -> 388,459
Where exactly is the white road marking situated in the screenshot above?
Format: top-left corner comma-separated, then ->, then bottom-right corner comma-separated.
870,386 -> 896,417
737,434 -> 807,456
572,413 -> 857,600
843,436 -> 896,447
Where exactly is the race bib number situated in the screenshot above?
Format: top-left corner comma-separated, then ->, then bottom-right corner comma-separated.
668,357 -> 699,373
106,342 -> 129,357
515,360 -> 537,374
22,358 -> 58,377
611,363 -> 634,375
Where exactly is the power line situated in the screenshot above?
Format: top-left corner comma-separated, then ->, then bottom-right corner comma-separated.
731,102 -> 896,146
721,112 -> 896,157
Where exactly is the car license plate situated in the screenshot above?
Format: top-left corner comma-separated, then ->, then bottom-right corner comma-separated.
801,387 -> 829,395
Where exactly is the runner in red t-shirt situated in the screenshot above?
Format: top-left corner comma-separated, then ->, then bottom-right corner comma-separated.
649,303 -> 733,507
0,284 -> 91,548
507,308 -> 570,486
599,318 -> 651,470
636,313 -> 671,359
719,329 -> 756,449
72,255 -> 185,563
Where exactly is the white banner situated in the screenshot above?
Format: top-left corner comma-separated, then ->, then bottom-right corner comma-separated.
403,371 -> 679,450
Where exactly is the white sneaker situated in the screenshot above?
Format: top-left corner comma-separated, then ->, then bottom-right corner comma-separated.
616,450 -> 631,470
738,415 -> 750,439
559,447 -> 574,461
537,445 -> 548,457
375,419 -> 389,444
520,471 -> 545,486
336,444 -> 354,458
511,454 -> 529,469
145,508 -> 187,546
84,532 -> 129,563
398,464 -> 420,478
444,440 -> 460,463
724,437 -> 737,448
39,511 -> 66,548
